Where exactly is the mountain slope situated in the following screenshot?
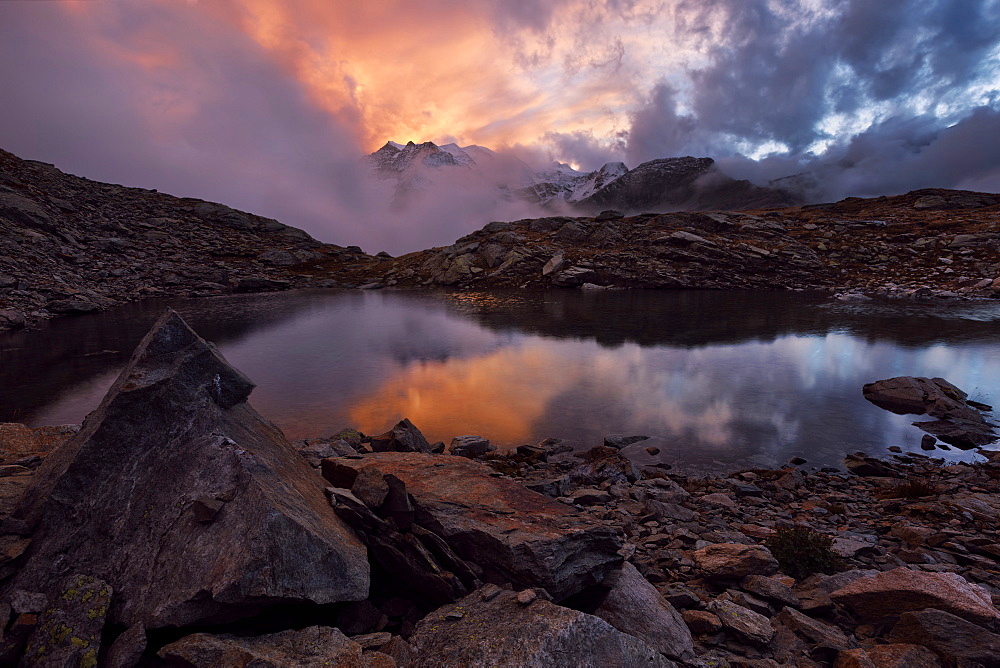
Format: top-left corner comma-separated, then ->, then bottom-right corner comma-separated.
0,148 -> 370,331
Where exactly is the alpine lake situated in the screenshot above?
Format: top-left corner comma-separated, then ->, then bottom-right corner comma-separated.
3,288 -> 999,475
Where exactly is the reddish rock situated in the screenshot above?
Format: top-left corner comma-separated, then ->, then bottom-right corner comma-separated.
829,567 -> 1000,625
683,609 -> 722,634
692,543 -> 778,580
323,452 -> 621,601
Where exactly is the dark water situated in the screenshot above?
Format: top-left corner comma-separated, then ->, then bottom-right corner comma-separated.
3,289 -> 999,474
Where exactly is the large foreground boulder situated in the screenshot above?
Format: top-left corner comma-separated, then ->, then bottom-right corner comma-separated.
408,586 -> 675,667
6,310 -> 369,629
323,452 -> 622,601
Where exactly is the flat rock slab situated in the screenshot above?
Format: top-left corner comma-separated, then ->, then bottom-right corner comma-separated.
408,587 -> 675,667
8,310 -> 369,628
862,376 -> 997,446
158,625 -> 373,667
323,452 -> 621,601
830,567 -> 1000,625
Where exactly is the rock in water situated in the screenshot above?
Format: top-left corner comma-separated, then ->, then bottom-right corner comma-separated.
408,587 -> 674,667
8,309 -> 369,628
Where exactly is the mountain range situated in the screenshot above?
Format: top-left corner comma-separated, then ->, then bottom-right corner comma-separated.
368,140 -> 799,214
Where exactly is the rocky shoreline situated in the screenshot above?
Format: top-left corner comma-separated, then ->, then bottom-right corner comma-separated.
3,147 -> 1000,335
2,312 -> 1000,666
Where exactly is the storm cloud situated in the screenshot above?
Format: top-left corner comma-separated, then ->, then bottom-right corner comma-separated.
0,0 -> 997,253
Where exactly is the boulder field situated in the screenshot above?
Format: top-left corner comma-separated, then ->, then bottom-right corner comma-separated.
1,312 -> 1000,666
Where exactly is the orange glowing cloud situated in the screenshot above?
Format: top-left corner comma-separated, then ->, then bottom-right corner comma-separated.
126,0 -> 701,156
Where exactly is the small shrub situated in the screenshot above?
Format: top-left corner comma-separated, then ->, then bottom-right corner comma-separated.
876,479 -> 937,499
765,526 -> 842,579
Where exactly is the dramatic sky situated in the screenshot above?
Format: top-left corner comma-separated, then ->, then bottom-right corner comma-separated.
1,0 -> 998,253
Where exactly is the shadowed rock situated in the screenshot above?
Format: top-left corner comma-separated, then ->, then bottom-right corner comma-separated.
7,309 -> 368,628
408,587 -> 674,667
592,561 -> 695,660
323,452 -> 622,601
158,626 -> 374,667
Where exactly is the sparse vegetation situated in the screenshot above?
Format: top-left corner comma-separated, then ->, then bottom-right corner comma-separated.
765,526 -> 842,579
876,479 -> 937,499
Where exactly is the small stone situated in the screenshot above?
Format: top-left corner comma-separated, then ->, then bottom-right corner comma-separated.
693,543 -> 779,580
191,497 -> 224,523
740,575 -> 800,607
445,610 -> 465,620
449,435 -> 495,459
480,583 -> 502,601
708,599 -> 775,645
682,609 -> 722,634
517,589 -> 538,605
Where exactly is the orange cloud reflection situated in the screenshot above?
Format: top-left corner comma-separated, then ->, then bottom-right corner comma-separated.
348,346 -> 568,445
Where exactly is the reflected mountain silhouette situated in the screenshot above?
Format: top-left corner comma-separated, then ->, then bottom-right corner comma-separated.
440,290 -> 1000,348
0,292 -> 333,423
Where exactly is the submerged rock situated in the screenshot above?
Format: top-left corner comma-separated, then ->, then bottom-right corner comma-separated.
862,376 -> 997,447
7,310 -> 369,629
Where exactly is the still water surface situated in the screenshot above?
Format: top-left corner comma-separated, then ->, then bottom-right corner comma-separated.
2,289 -> 999,474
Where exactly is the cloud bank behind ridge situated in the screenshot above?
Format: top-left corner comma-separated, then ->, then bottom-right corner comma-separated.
0,0 -> 997,254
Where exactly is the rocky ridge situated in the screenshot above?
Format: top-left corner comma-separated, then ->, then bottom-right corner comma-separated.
2,313 -> 1000,665
0,148 -> 370,332
308,188 -> 1000,298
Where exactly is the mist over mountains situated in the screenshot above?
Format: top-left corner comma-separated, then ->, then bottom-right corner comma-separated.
367,140 -> 798,222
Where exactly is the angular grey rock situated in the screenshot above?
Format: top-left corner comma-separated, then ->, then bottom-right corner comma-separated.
105,623 -> 147,668
8,310 -> 369,628
409,587 -> 675,667
593,562 -> 695,660
449,435 -> 495,459
0,310 -> 25,330
21,574 -> 111,668
740,575 -> 800,608
370,418 -> 434,453
708,599 -> 775,645
775,606 -> 850,651
158,625 -> 368,667
324,453 -> 622,601
888,609 -> 1000,665
327,486 -> 474,606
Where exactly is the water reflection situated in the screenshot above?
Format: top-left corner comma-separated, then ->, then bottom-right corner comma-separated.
3,289 -> 998,473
